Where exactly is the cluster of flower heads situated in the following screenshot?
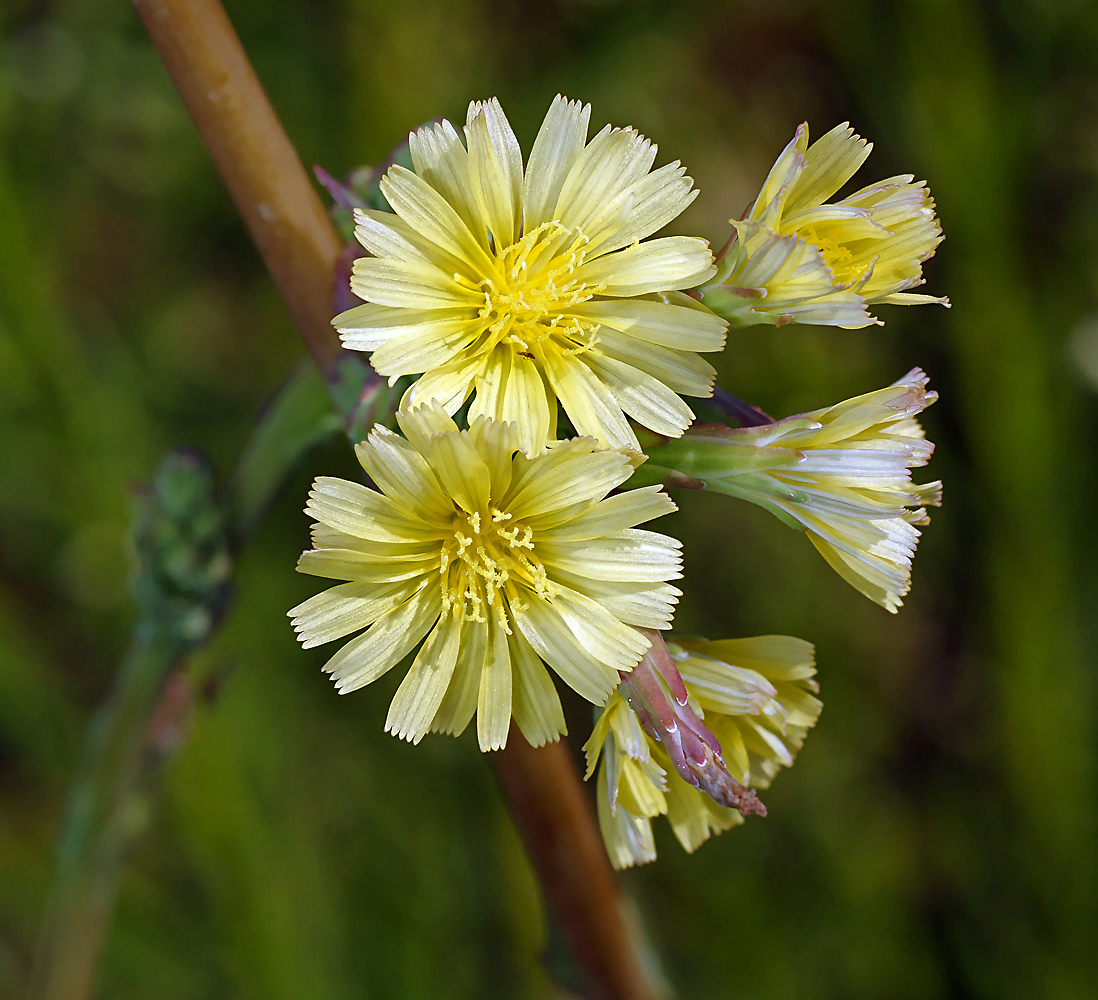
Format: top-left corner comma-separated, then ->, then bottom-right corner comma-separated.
291,96 -> 945,867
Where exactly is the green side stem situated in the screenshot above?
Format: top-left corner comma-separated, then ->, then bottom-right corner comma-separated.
29,636 -> 186,1000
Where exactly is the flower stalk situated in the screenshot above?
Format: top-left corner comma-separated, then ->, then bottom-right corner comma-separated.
133,0 -> 344,373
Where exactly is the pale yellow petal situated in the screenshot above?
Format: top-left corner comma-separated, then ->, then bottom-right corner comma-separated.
542,486 -> 676,542
350,257 -> 480,310
288,578 -> 419,649
583,161 -> 698,257
540,350 -> 638,451
296,546 -> 437,584
537,528 -> 682,583
423,430 -> 491,513
354,427 -> 452,522
351,206 -> 480,276
549,587 -> 650,671
401,359 -> 480,415
569,298 -> 727,352
509,628 -> 566,746
380,165 -> 495,274
584,352 -> 696,437
477,615 -> 513,751
407,118 -> 483,240
395,402 -> 461,453
464,99 -> 522,249
595,329 -> 716,397
784,122 -> 872,216
577,237 -> 715,297
554,126 -> 657,233
686,636 -> 816,682
598,767 -> 657,869
512,596 -> 620,704
430,611 -> 485,737
547,572 -> 680,629
323,582 -> 441,693
367,316 -> 481,376
468,347 -> 554,457
305,477 -> 426,543
503,441 -> 630,522
335,303 -> 474,356
466,415 -> 519,498
747,122 -> 809,227
385,616 -> 464,744
523,95 -> 591,229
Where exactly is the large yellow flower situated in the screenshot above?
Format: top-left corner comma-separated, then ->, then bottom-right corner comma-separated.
289,404 -> 682,751
703,122 -> 947,328
586,635 -> 820,869
335,96 -> 726,455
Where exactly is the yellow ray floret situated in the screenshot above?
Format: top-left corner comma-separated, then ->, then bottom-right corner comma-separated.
288,404 -> 683,751
334,96 -> 726,455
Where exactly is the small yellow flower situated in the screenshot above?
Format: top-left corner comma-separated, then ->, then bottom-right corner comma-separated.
703,122 -> 947,328
645,369 -> 941,611
586,635 -> 820,869
334,96 -> 726,455
289,404 -> 682,750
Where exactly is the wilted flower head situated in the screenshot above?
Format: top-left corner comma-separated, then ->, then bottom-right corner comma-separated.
644,369 -> 941,611
335,95 -> 726,455
702,122 -> 947,328
289,404 -> 682,750
586,634 -> 820,869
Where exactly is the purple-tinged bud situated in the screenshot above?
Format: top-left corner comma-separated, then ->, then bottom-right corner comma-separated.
619,631 -> 767,817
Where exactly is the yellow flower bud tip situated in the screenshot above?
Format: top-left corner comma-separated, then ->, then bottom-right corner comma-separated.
333,95 -> 729,456
289,403 -> 683,751
704,122 -> 946,328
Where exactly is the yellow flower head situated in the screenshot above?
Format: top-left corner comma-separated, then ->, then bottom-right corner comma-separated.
289,404 -> 682,751
335,96 -> 726,455
585,635 -> 820,869
704,122 -> 947,328
657,369 -> 941,611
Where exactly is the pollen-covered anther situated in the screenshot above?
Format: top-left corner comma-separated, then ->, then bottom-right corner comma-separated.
441,508 -> 549,620
476,222 -> 606,354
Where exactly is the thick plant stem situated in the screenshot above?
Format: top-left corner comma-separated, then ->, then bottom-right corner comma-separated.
131,2 -> 656,998
133,0 -> 343,372
494,729 -> 657,1000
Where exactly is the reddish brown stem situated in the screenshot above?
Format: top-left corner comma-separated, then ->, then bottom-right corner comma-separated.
132,2 -> 655,997
493,728 -> 656,999
133,0 -> 343,372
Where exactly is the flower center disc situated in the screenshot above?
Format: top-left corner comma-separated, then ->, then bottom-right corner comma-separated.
440,507 -> 551,625
800,223 -> 866,286
475,222 -> 604,355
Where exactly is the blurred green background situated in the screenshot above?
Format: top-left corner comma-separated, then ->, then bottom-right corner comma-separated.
2,0 -> 1096,996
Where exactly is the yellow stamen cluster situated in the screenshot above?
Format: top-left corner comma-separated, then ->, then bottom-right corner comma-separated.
439,506 -> 551,627
799,224 -> 860,285
460,221 -> 605,357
